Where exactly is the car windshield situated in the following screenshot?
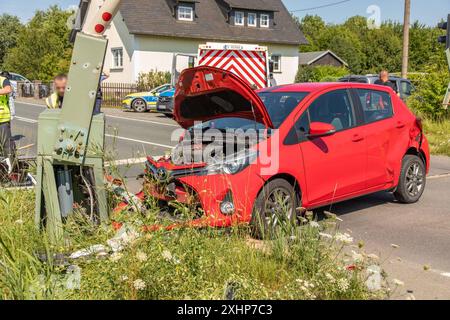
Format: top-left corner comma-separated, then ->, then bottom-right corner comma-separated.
257,91 -> 309,128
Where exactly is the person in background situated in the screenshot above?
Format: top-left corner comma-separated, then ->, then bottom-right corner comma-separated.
374,70 -> 397,92
94,71 -> 109,114
0,71 -> 16,120
0,72 -> 14,172
46,74 -> 68,109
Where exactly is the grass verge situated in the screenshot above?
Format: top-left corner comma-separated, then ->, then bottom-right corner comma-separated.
423,119 -> 450,157
0,189 -> 390,300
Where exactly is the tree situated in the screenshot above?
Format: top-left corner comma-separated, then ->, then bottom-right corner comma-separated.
2,6 -> 73,80
0,14 -> 23,67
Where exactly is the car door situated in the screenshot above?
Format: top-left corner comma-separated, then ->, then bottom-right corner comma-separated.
295,89 -> 367,206
353,88 -> 396,188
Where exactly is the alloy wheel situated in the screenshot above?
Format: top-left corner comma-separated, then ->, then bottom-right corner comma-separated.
405,162 -> 425,198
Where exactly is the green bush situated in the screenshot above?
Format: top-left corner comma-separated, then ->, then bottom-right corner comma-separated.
136,70 -> 171,91
407,67 -> 450,120
296,65 -> 348,83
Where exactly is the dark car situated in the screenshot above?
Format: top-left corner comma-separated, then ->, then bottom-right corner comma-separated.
156,88 -> 175,117
338,75 -> 415,101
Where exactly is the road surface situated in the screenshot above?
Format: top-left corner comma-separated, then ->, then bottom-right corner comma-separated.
12,100 -> 450,299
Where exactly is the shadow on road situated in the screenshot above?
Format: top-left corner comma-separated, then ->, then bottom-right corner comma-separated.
313,191 -> 397,221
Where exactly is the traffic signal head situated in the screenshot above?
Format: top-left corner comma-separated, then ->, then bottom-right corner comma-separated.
438,14 -> 450,49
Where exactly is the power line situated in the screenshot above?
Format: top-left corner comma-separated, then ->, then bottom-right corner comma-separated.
290,0 -> 352,13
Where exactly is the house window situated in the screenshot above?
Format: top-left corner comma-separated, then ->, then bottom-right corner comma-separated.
271,55 -> 281,73
248,13 -> 257,27
260,14 -> 270,28
178,6 -> 194,21
235,11 -> 244,26
111,48 -> 123,69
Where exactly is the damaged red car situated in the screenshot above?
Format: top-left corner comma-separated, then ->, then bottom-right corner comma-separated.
117,66 -> 430,236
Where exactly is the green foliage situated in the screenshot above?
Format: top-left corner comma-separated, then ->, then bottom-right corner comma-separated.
423,119 -> 450,156
407,67 -> 450,119
0,14 -> 23,68
136,70 -> 171,90
2,6 -> 74,81
298,15 -> 446,75
296,65 -> 348,83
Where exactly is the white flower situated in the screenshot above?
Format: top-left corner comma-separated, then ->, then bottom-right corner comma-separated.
325,273 -> 335,283
120,275 -> 129,282
309,221 -> 320,228
136,250 -> 148,262
162,250 -> 173,262
393,279 -> 405,286
319,232 -> 333,240
336,233 -> 354,244
110,252 -> 123,262
133,279 -> 146,291
15,219 -> 24,225
337,278 -> 350,292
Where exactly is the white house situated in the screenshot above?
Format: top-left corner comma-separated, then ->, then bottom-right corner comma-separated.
74,0 -> 307,85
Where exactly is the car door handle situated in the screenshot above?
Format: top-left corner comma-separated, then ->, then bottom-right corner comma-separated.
396,121 -> 405,129
352,134 -> 364,142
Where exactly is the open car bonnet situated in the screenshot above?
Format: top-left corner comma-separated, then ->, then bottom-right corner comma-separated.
174,66 -> 274,129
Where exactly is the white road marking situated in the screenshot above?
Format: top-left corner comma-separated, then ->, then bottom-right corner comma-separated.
441,273 -> 450,278
105,134 -> 173,149
15,100 -> 179,127
106,114 -> 179,127
14,116 -> 174,150
428,173 -> 450,180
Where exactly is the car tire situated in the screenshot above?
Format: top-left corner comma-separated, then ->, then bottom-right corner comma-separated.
250,179 -> 299,239
394,155 -> 426,204
132,98 -> 147,113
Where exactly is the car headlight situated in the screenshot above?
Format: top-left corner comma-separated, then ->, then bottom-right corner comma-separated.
204,149 -> 258,175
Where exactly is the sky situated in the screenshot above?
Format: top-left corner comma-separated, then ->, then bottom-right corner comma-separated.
0,0 -> 449,26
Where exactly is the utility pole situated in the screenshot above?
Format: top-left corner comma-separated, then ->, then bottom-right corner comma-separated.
401,0 -> 411,79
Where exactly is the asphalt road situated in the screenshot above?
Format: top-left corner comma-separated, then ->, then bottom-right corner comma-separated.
12,100 -> 450,299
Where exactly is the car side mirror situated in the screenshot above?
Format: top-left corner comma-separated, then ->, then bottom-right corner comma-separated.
307,122 -> 336,138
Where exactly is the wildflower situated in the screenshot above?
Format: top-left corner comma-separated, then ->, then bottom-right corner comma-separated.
391,244 -> 400,249
325,273 -> 335,283
120,275 -> 129,282
336,233 -> 354,244
15,219 -> 24,225
133,279 -> 146,291
346,265 -> 356,271
393,279 -> 405,286
162,250 -> 173,262
319,232 -> 333,240
110,252 -> 123,263
337,278 -> 350,292
309,221 -> 320,228
136,250 -> 148,262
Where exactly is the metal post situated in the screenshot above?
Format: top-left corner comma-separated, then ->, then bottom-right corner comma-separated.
401,0 -> 411,79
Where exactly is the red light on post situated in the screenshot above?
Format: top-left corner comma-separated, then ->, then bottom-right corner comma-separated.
102,12 -> 113,22
95,24 -> 105,34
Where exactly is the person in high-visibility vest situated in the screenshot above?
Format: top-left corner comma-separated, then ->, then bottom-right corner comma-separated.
46,74 -> 67,109
0,74 -> 13,167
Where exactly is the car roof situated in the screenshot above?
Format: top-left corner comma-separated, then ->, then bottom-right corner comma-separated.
259,82 -> 392,94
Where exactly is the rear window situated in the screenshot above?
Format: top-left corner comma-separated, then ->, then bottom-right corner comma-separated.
356,89 -> 393,124
258,92 -> 309,128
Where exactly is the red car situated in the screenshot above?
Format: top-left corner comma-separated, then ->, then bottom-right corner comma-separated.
122,66 -> 430,236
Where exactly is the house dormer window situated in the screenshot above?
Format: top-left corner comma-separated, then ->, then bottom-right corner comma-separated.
260,14 -> 269,28
235,11 -> 244,26
248,13 -> 257,27
178,5 -> 194,21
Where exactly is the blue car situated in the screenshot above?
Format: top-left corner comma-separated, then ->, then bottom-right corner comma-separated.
122,84 -> 173,113
156,88 -> 176,117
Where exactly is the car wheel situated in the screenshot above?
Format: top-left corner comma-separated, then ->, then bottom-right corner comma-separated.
394,155 -> 426,204
132,99 -> 147,113
251,179 -> 299,239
